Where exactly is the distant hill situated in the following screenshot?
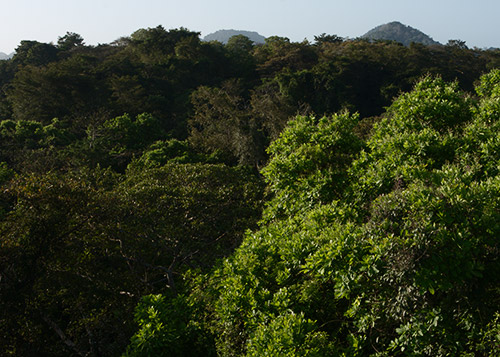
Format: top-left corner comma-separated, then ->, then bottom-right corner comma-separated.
203,30 -> 266,44
362,21 -> 440,46
0,52 -> 14,60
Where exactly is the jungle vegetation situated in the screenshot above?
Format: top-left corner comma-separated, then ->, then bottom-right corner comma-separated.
0,27 -> 499,356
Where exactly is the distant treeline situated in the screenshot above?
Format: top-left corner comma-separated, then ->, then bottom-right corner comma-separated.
0,26 -> 499,170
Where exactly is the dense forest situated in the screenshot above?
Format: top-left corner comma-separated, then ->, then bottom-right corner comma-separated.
0,26 -> 499,356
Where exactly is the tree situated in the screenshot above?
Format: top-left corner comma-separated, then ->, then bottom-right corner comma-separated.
446,39 -> 468,49
224,35 -> 257,81
8,55 -> 107,125
254,36 -> 318,77
119,163 -> 266,356
128,26 -> 201,64
0,169 -> 135,356
12,40 -> 58,66
57,32 -> 85,51
189,81 -> 266,166
226,35 -> 254,53
131,71 -> 500,356
313,33 -> 344,45
0,162 -> 265,356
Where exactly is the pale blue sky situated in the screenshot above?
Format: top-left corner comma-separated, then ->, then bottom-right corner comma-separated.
1,0 -> 499,53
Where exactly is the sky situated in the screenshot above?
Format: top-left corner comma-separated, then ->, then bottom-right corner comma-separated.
1,0 -> 499,54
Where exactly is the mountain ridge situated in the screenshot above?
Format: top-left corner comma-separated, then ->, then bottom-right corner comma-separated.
203,29 -> 266,44
0,52 -> 14,60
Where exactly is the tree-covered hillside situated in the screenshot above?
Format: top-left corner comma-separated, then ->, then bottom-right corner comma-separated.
203,29 -> 266,44
362,21 -> 440,46
0,26 -> 499,356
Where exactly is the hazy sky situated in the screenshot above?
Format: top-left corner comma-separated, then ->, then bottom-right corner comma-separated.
1,0 -> 499,53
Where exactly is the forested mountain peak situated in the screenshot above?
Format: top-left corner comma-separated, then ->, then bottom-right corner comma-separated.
363,21 -> 440,46
203,29 -> 266,44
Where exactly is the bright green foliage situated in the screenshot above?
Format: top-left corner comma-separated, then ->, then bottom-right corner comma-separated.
135,139 -> 197,166
474,312 -> 500,354
76,113 -> 165,171
383,75 -> 473,131
469,69 -> 500,178
103,113 -> 163,150
246,312 -> 332,356
475,68 -> 500,98
133,139 -> 223,167
142,72 -> 500,356
262,112 -> 363,219
125,294 -> 215,357
0,118 -> 72,172
350,76 -> 474,206
0,118 -> 70,148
